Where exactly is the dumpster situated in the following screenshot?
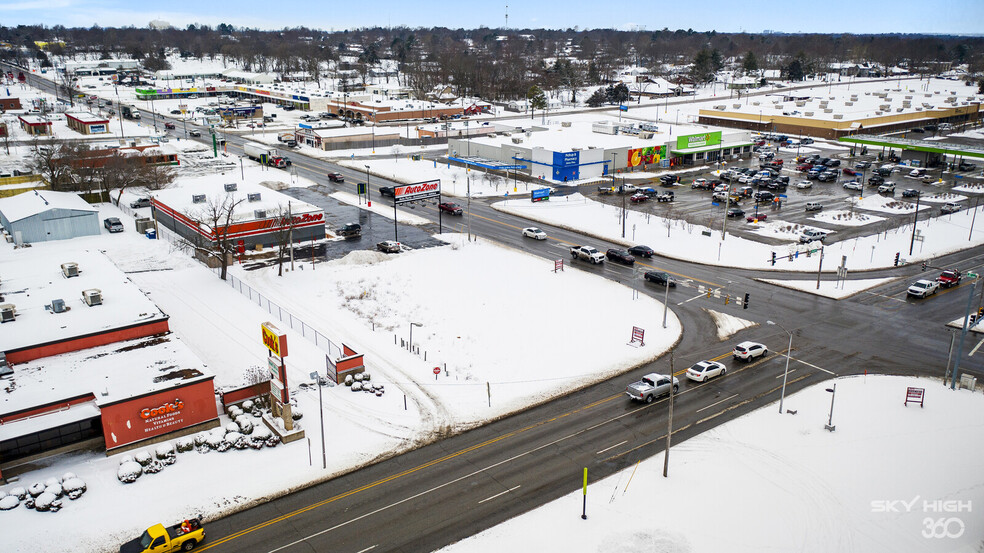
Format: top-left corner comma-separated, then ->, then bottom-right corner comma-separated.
145,229 -> 157,239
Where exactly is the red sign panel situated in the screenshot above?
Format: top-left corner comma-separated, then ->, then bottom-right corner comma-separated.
630,326 -> 645,345
100,378 -> 218,450
433,367 -> 441,375
904,386 -> 925,407
395,180 -> 441,202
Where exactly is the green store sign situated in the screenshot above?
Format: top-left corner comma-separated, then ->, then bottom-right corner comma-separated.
677,131 -> 722,150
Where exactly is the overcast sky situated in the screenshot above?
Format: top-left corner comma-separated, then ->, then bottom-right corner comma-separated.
2,0 -> 983,35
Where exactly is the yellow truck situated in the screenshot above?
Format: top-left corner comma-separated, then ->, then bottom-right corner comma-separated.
119,518 -> 205,552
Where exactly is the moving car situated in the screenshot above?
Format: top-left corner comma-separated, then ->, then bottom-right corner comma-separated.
103,217 -> 124,232
378,186 -> 395,197
733,341 -> 767,361
907,279 -> 939,298
438,202 -> 463,215
753,191 -> 774,203
659,175 -> 680,186
627,245 -> 654,258
795,180 -> 812,189
336,223 -> 361,238
643,271 -> 675,287
843,181 -> 863,191
746,213 -> 767,222
327,172 -> 344,183
625,373 -> 679,403
937,269 -> 962,288
188,130 -> 201,137
799,229 -> 827,243
958,162 -> 977,172
376,240 -> 402,253
901,188 -> 920,198
606,248 -> 636,265
522,227 -> 547,240
686,360 -> 727,382
726,207 -> 745,218
805,201 -> 823,212
164,122 -> 175,130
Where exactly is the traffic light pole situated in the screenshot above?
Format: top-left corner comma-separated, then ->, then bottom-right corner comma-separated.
950,278 -> 978,389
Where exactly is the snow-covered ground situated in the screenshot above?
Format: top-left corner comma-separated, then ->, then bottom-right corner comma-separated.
437,375 -> 984,553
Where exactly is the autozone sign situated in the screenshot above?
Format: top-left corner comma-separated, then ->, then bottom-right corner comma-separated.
395,180 -> 441,202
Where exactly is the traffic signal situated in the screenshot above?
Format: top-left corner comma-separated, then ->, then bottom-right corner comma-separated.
921,262 -> 928,271
771,252 -> 776,266
894,252 -> 900,267
978,307 -> 983,318
743,293 -> 750,309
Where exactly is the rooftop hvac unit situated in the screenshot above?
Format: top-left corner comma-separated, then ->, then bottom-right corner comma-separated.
511,137 -> 523,144
224,183 -> 238,192
248,193 -> 262,202
0,303 -> 15,323
254,209 -> 267,219
50,298 -> 66,313
61,262 -> 79,278
640,132 -> 654,139
561,121 -> 572,127
82,289 -> 102,307
192,194 -> 206,204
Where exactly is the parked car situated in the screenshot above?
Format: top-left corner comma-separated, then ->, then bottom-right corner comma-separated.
103,217 -> 124,232
907,279 -> 939,298
659,175 -> 679,186
941,202 -> 961,214
164,122 -> 175,130
376,240 -> 402,253
738,186 -> 754,197
327,172 -> 344,182
438,202 -> 463,215
854,161 -> 872,169
958,162 -> 978,172
805,201 -> 823,212
754,191 -> 775,203
189,129 -> 201,137
606,248 -> 636,265
169,109 -> 182,115
868,175 -> 885,186
630,192 -> 649,203
796,180 -> 812,189
920,174 -> 938,184
825,159 -> 841,167
726,207 -> 745,218
800,138 -> 814,145
843,181 -> 863,191
733,341 -> 768,361
691,178 -> 709,189
901,188 -> 920,198
909,168 -> 927,178
796,163 -> 814,172
686,360 -> 727,382
336,222 -> 361,238
130,197 -> 152,208
842,167 -> 858,176
878,182 -> 896,194
799,229 -> 827,243
818,171 -> 838,182
644,271 -> 676,287
628,245 -> 654,258
522,227 -> 547,240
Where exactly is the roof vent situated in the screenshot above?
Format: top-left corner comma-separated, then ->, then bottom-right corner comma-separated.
192,194 -> 206,204
61,262 -> 79,278
248,193 -> 262,202
224,183 -> 238,192
0,304 -> 15,323
254,209 -> 267,219
49,298 -> 67,313
82,289 -> 102,306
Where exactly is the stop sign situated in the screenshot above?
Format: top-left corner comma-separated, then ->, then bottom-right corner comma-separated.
433,367 -> 441,375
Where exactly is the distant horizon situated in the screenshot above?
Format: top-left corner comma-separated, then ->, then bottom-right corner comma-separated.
1,0 -> 983,36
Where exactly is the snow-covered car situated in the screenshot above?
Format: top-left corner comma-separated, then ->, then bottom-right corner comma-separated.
713,183 -> 729,193
733,341 -> 768,361
907,279 -> 939,298
103,217 -> 124,233
686,360 -> 727,382
795,180 -> 812,189
522,227 -> 547,240
629,192 -> 649,203
909,168 -> 927,178
843,181 -> 863,191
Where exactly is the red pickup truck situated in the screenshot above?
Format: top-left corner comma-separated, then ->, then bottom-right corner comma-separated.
937,269 -> 962,288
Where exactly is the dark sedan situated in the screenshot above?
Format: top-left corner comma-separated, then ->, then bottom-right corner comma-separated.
644,271 -> 676,287
606,248 -> 636,265
628,245 -> 655,258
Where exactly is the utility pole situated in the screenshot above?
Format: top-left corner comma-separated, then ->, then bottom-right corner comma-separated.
909,193 -> 921,255
663,351 -> 674,478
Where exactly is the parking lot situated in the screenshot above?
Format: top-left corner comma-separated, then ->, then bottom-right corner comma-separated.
587,134 -> 984,246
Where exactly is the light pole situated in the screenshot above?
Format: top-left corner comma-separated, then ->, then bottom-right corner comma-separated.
409,322 -> 422,352
309,370 -> 326,469
767,320 -> 793,414
824,384 -> 837,431
364,165 -> 371,207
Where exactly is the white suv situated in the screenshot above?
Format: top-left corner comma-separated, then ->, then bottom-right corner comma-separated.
733,341 -> 768,361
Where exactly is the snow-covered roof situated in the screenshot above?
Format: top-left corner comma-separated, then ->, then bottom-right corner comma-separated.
0,190 -> 98,223
65,111 -> 109,123
0,246 -> 168,353
152,178 -> 322,222
469,120 -> 737,152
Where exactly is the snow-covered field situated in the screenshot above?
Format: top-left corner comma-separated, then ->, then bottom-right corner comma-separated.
438,375 -> 984,553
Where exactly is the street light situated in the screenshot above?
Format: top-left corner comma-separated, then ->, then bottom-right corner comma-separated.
767,320 -> 793,414
309,370 -> 326,469
409,322 -> 422,352
824,384 -> 837,432
364,165 -> 371,207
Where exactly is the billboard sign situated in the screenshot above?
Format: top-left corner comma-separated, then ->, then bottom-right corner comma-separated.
627,146 -> 666,167
677,131 -> 722,150
531,188 -> 550,202
395,180 -> 441,202
261,322 -> 288,358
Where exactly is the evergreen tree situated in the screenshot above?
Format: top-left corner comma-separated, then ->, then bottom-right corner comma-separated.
742,51 -> 758,73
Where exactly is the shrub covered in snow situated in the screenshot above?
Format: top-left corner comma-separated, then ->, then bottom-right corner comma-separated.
44,477 -> 60,488
0,495 -> 19,510
155,443 -> 176,460
351,381 -> 363,392
242,399 -> 254,411
344,374 -> 354,386
250,424 -> 272,441
61,472 -> 76,482
143,460 -> 164,474
235,415 -> 254,434
354,372 -> 364,382
33,492 -> 60,512
225,422 -> 241,434
291,408 -> 303,420
205,432 -> 224,449
228,406 -> 243,418
44,484 -> 63,498
224,431 -> 243,445
8,487 -> 26,500
62,478 -> 87,500
134,451 -> 152,467
28,483 -> 46,497
176,437 -> 195,453
117,461 -> 143,484
265,435 -> 281,448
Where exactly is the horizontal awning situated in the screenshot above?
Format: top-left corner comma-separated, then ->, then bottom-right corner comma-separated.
0,401 -> 100,442
671,142 -> 753,155
838,134 -> 984,159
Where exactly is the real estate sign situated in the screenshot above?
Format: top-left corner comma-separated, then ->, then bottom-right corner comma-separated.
677,131 -> 722,150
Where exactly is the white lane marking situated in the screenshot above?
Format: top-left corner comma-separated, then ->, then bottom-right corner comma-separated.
677,293 -> 706,305
596,441 -> 628,455
479,485 -> 521,504
355,546 -> 377,553
863,290 -> 906,303
776,369 -> 797,379
696,393 -> 738,413
791,356 -> 836,375
970,338 -> 984,357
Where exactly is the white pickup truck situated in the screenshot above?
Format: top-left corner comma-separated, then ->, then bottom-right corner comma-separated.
625,373 -> 679,403
570,245 -> 606,264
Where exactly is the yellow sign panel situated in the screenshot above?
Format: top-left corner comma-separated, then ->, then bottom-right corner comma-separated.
261,322 -> 288,358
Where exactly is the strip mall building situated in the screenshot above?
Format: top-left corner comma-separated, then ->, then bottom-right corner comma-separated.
0,247 -> 219,481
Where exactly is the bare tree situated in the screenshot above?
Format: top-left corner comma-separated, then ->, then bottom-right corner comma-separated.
268,203 -> 299,277
187,193 -> 245,280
